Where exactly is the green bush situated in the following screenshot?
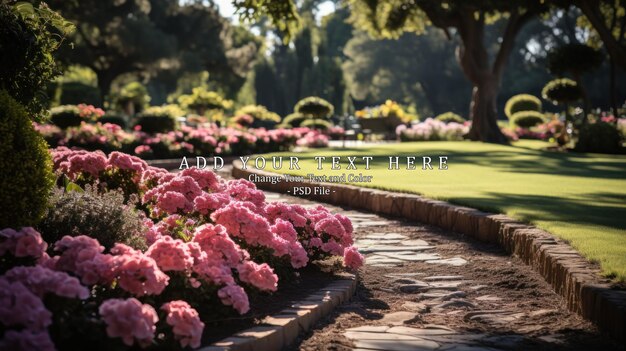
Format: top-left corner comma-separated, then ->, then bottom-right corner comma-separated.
294,96 -> 334,119
58,81 -> 102,106
504,94 -> 542,119
542,78 -> 582,105
280,112 -> 306,127
49,104 -> 82,128
134,106 -> 179,133
99,112 -> 127,129
0,90 -> 55,228
435,112 -> 465,124
177,87 -> 232,114
301,119 -> 332,130
115,81 -> 150,115
38,186 -> 147,250
235,104 -> 281,122
510,111 -> 545,128
0,3 -> 73,119
575,122 -> 623,154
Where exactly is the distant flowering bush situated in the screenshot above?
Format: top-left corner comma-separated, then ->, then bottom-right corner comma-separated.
297,129 -> 330,148
0,148 -> 363,350
396,118 -> 468,142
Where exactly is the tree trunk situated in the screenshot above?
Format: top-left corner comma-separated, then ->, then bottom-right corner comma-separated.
96,70 -> 114,107
610,56 -> 618,117
467,75 -> 508,143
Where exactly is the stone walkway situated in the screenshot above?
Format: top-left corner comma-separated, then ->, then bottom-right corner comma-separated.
258,191 -> 619,351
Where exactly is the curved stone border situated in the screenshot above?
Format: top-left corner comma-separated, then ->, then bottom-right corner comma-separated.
200,275 -> 357,351
231,162 -> 626,343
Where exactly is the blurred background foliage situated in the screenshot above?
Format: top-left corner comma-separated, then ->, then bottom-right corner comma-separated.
22,0 -> 626,121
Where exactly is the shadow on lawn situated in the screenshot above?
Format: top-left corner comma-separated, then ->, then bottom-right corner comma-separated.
352,146 -> 626,180
449,192 -> 626,231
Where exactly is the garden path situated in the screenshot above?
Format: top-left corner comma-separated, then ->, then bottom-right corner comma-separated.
254,189 -> 619,351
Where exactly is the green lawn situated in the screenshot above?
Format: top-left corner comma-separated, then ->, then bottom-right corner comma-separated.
263,140 -> 626,281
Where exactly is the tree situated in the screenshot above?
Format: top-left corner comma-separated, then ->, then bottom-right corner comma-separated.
575,0 -> 626,71
48,0 -> 176,102
574,0 -> 626,115
546,43 -> 603,116
347,0 -> 550,143
0,2 -> 73,117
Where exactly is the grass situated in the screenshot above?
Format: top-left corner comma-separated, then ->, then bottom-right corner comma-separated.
262,140 -> 626,281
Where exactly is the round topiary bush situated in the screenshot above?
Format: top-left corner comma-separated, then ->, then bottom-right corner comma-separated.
575,122 -> 623,154
294,96 -> 334,119
504,94 -> 542,119
0,90 -> 55,227
510,111 -> 545,128
58,81 -> 102,106
542,78 -> 582,105
134,105 -> 180,133
435,112 -> 465,124
280,112 -> 306,128
301,119 -> 332,130
50,104 -> 82,129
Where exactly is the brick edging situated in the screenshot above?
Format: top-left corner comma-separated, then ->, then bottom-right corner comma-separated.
201,275 -> 357,351
231,161 -> 626,343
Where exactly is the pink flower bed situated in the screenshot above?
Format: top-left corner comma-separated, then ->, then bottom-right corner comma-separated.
35,123 -> 328,159
0,148 -> 363,350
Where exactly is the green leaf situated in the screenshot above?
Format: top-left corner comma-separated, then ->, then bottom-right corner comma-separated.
65,182 -> 84,193
13,2 -> 36,19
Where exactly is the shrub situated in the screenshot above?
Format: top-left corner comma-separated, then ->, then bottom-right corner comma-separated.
280,112 -> 306,127
38,186 -> 147,250
58,81 -> 102,106
504,94 -> 542,118
510,111 -> 545,128
300,119 -> 333,130
294,96 -> 334,119
234,105 -> 281,123
396,118 -> 468,142
115,82 -> 150,115
177,87 -> 232,114
542,78 -> 582,105
135,106 -> 180,133
50,104 -> 82,129
99,112 -> 127,129
0,2 -> 73,118
0,90 -> 55,227
575,122 -> 623,154
435,112 -> 465,124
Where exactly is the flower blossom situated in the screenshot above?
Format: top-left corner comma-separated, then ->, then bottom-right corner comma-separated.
161,301 -> 204,349
99,298 -> 158,347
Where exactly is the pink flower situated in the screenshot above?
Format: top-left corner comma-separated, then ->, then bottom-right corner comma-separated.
0,278 -> 51,330
192,224 -> 246,266
111,244 -> 170,296
99,298 -> 158,347
193,192 -> 231,215
343,246 -> 364,270
134,145 -> 152,156
54,235 -> 116,285
265,203 -> 308,228
0,227 -> 47,259
180,168 -> 221,191
237,261 -> 278,292
0,329 -> 56,351
217,284 -> 250,314
161,301 -> 204,349
108,151 -> 148,173
224,179 -> 265,208
3,266 -> 89,299
146,236 -> 194,272
211,202 -> 274,248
